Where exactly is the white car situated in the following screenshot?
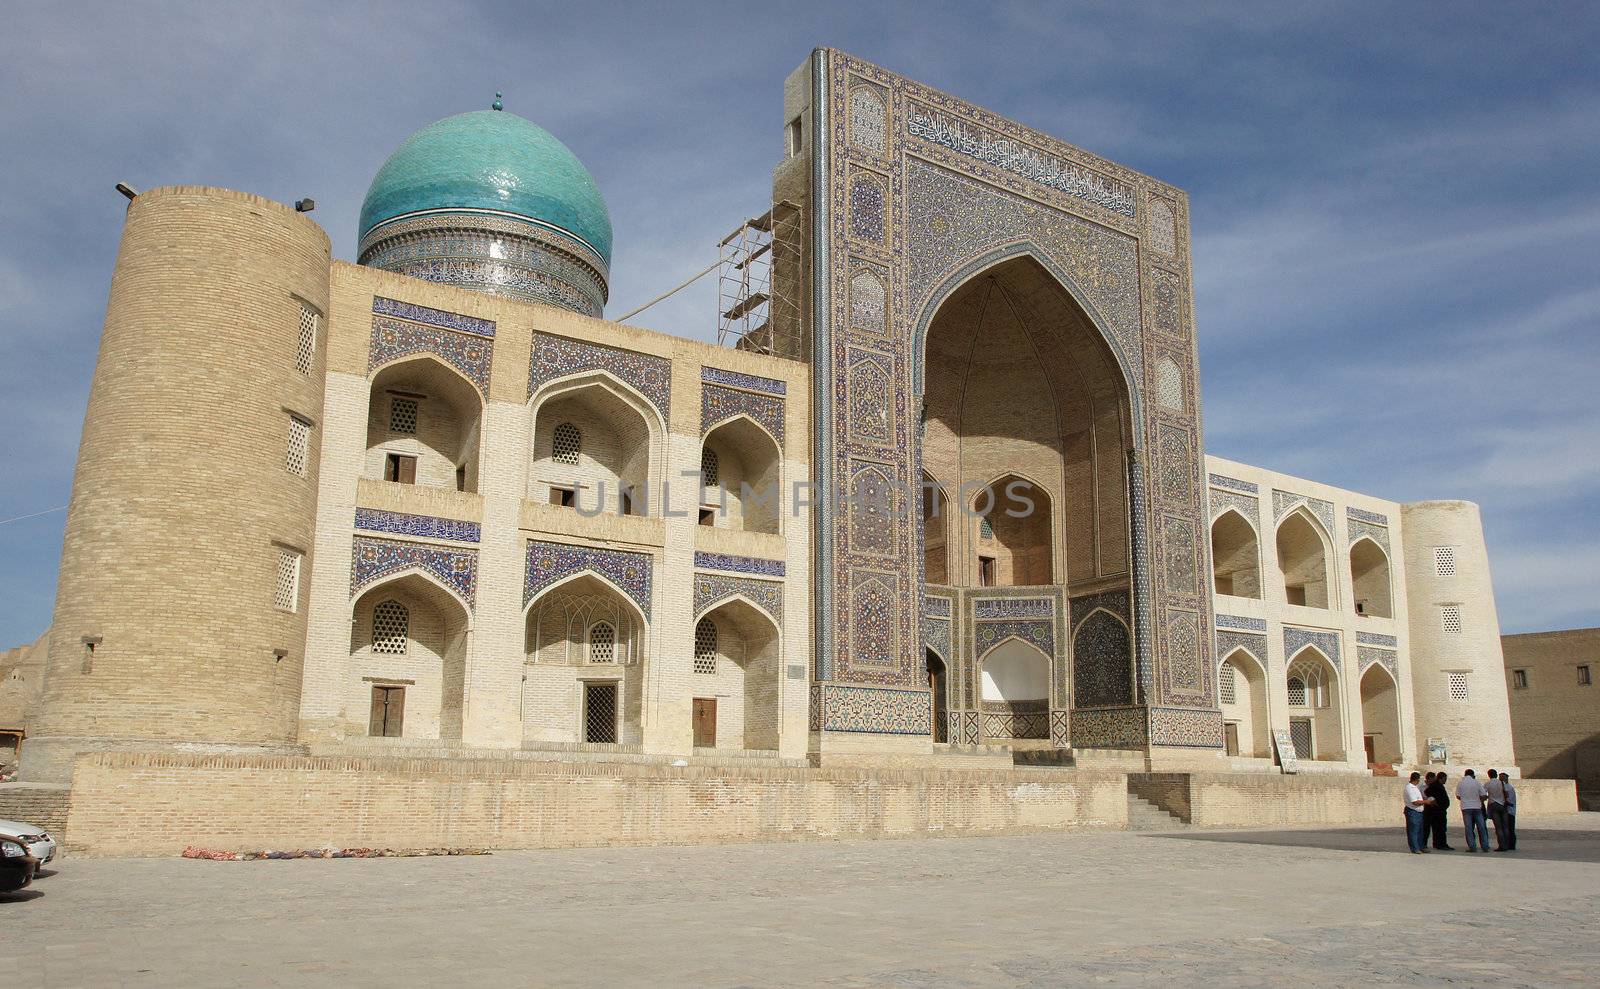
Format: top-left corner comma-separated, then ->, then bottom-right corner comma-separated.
0,819 -> 56,867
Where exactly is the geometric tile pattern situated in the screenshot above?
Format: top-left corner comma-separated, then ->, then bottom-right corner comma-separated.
1273,489 -> 1336,537
524,540 -> 653,620
974,619 -> 1054,659
973,596 -> 1054,619
692,572 -> 782,624
1148,706 -> 1225,748
1284,625 -> 1341,665
369,316 -> 494,398
350,535 -> 478,609
702,383 -> 785,444
1348,517 -> 1390,554
1209,473 -> 1259,494
818,684 -> 932,734
1357,631 -> 1398,648
692,552 -> 785,578
1358,645 -> 1398,678
701,366 -> 787,396
372,296 -> 496,337
1347,506 -> 1389,525
1216,613 -> 1268,632
1215,629 -> 1269,668
528,332 -> 672,422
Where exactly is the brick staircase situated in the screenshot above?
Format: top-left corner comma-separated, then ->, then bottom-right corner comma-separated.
1126,792 -> 1188,831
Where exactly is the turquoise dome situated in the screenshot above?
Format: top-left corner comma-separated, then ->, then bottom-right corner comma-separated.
359,108 -> 612,264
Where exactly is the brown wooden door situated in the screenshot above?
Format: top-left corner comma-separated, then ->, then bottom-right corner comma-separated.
1223,722 -> 1240,757
692,698 -> 717,748
1363,735 -> 1377,765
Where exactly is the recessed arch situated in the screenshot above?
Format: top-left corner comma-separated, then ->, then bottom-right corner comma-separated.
970,471 -> 1053,586
699,414 -> 782,534
367,354 -> 486,494
521,570 -> 646,747
1276,508 -> 1333,609
920,471 -> 950,586
1211,508 -> 1261,599
529,370 -> 661,517
978,635 -> 1050,741
693,590 -> 781,631
522,568 -> 649,630
351,564 -> 475,628
1286,645 -> 1343,761
1218,646 -> 1270,758
350,570 -> 470,741
1349,537 -> 1393,619
1359,661 -> 1401,764
1072,606 -> 1133,708
695,595 -> 783,751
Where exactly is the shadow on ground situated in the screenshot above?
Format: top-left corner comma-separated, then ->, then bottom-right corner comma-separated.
1154,826 -> 1600,863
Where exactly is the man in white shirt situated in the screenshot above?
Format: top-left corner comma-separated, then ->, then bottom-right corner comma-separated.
1403,772 -> 1431,853
1456,769 -> 1491,852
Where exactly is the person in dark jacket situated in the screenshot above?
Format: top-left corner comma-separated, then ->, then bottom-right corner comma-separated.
1425,771 -> 1453,849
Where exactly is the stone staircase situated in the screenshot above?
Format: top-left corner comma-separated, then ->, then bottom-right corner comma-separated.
1126,792 -> 1188,831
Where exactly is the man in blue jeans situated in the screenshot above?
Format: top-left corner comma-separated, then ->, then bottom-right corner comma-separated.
1404,772 -> 1431,853
1456,768 -> 1491,852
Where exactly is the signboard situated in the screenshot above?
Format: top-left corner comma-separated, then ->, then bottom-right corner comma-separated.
1427,738 -> 1448,765
1273,729 -> 1299,774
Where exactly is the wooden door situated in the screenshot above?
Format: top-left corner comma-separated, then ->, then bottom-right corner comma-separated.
692,697 -> 717,748
1223,722 -> 1240,757
1363,735 -> 1377,765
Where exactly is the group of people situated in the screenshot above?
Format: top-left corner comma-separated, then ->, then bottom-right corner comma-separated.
1403,768 -> 1518,854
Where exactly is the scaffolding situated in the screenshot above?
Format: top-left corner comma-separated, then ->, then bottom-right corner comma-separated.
717,200 -> 803,358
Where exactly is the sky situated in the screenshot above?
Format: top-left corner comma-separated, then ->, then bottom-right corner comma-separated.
1,2 -> 1596,645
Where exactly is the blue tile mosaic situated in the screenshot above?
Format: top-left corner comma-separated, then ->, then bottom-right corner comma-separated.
693,552 -> 785,578
370,316 -> 493,397
1359,646 -> 1398,677
1216,629 -> 1269,666
819,684 -> 931,734
701,366 -> 787,396
1148,707 -> 1224,748
351,535 -> 478,609
973,596 -> 1053,620
1347,506 -> 1390,526
692,573 -> 782,624
1209,473 -> 1259,495
1357,631 -> 1398,648
922,615 -> 951,660
1073,608 -> 1133,708
1215,613 -> 1268,632
974,619 -> 1054,659
372,296 -> 496,337
524,540 -> 653,620
1284,625 -> 1341,664
923,595 -> 951,618
702,383 -> 785,444
528,333 -> 671,422
354,508 -> 480,544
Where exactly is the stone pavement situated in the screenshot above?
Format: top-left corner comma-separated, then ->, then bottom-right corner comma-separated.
3,814 -> 1597,987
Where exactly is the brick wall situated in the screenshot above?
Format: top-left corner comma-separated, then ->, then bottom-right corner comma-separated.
61,751 -> 1129,857
1502,628 -> 1600,803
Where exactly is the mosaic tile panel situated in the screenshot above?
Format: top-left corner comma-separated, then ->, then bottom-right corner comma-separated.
1216,613 -> 1268,632
974,619 -> 1054,659
983,704 -> 1049,740
369,316 -> 493,397
848,171 -> 887,245
1273,490 -> 1336,536
1155,355 -> 1185,412
701,366 -> 787,396
372,296 -> 496,337
1156,426 -> 1194,504
1149,268 -> 1186,339
376,255 -> 599,316
849,267 -> 888,335
693,573 -> 782,624
1209,474 -> 1259,495
353,508 -> 480,544
1349,518 -> 1391,554
702,383 -> 785,444
524,541 -> 652,620
351,535 -> 477,609
1357,631 -> 1398,648
1072,608 -> 1133,708
1209,489 -> 1259,524
849,573 -> 899,668
820,684 -> 931,734
1359,646 -> 1398,678
1161,516 -> 1198,591
847,463 -> 898,557
1216,630 -> 1269,667
1284,626 -> 1341,665
1161,609 -> 1205,698
923,616 -> 951,660
692,552 -> 785,577
958,710 -> 982,745
528,333 -> 671,422
924,595 -> 951,618
1050,709 -> 1070,747
1145,197 -> 1177,256
1148,707 -> 1224,748
1348,506 -> 1389,526
1069,706 -> 1146,749
1070,589 -> 1131,629
846,350 -> 892,443
973,597 -> 1053,620
848,84 -> 888,155
905,106 -> 1137,218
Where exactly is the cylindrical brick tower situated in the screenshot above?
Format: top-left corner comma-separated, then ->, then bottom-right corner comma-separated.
1401,500 -> 1517,769
22,187 -> 331,782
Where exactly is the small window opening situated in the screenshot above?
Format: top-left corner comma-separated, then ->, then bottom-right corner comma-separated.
1580,665 -> 1593,687
552,422 -> 581,465
588,622 -> 616,664
584,682 -> 618,743
389,397 -> 419,434
1285,584 -> 1307,607
978,556 -> 996,587
455,464 -> 467,491
1448,672 -> 1469,701
1512,669 -> 1528,690
384,453 -> 417,484
786,116 -> 803,157
698,508 -> 716,527
551,485 -> 576,508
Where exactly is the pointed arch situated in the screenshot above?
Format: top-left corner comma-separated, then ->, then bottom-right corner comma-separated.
350,570 -> 471,741
522,568 -> 649,629
1286,644 -> 1344,762
1276,507 -> 1334,609
1349,536 -> 1393,619
1211,508 -> 1261,599
910,242 -> 1143,430
696,594 -> 783,751
920,470 -> 950,586
693,590 -> 781,631
1218,645 -> 1270,758
1359,661 -> 1402,764
700,414 -> 782,534
367,353 -> 486,493
351,565 -> 475,627
529,369 -> 662,517
1072,606 -> 1133,708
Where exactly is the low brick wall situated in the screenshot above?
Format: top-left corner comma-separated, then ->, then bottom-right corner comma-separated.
61,752 -> 1130,857
1132,772 -> 1578,828
0,782 -> 71,834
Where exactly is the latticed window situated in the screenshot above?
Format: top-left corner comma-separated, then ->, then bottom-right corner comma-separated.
295,302 -> 318,374
552,422 -> 581,464
273,548 -> 301,612
1448,672 -> 1469,701
1286,675 -> 1307,707
588,622 -> 615,664
1512,669 -> 1529,690
701,447 -> 720,488
371,600 -> 409,654
389,397 -> 419,434
694,618 -> 718,674
285,415 -> 311,477
584,682 -> 618,743
980,516 -> 995,541
1434,546 -> 1457,577
1441,605 -> 1463,634
1219,663 -> 1237,705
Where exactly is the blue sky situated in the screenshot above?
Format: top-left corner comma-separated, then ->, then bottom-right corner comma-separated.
1,2 -> 1596,644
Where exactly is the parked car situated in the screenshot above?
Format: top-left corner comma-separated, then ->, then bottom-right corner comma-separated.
0,834 -> 39,892
0,819 -> 56,867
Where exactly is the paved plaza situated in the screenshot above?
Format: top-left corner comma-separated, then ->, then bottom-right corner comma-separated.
4,814 -> 1599,987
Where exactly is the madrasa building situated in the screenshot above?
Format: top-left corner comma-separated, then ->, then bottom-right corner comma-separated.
7,50 -> 1569,853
